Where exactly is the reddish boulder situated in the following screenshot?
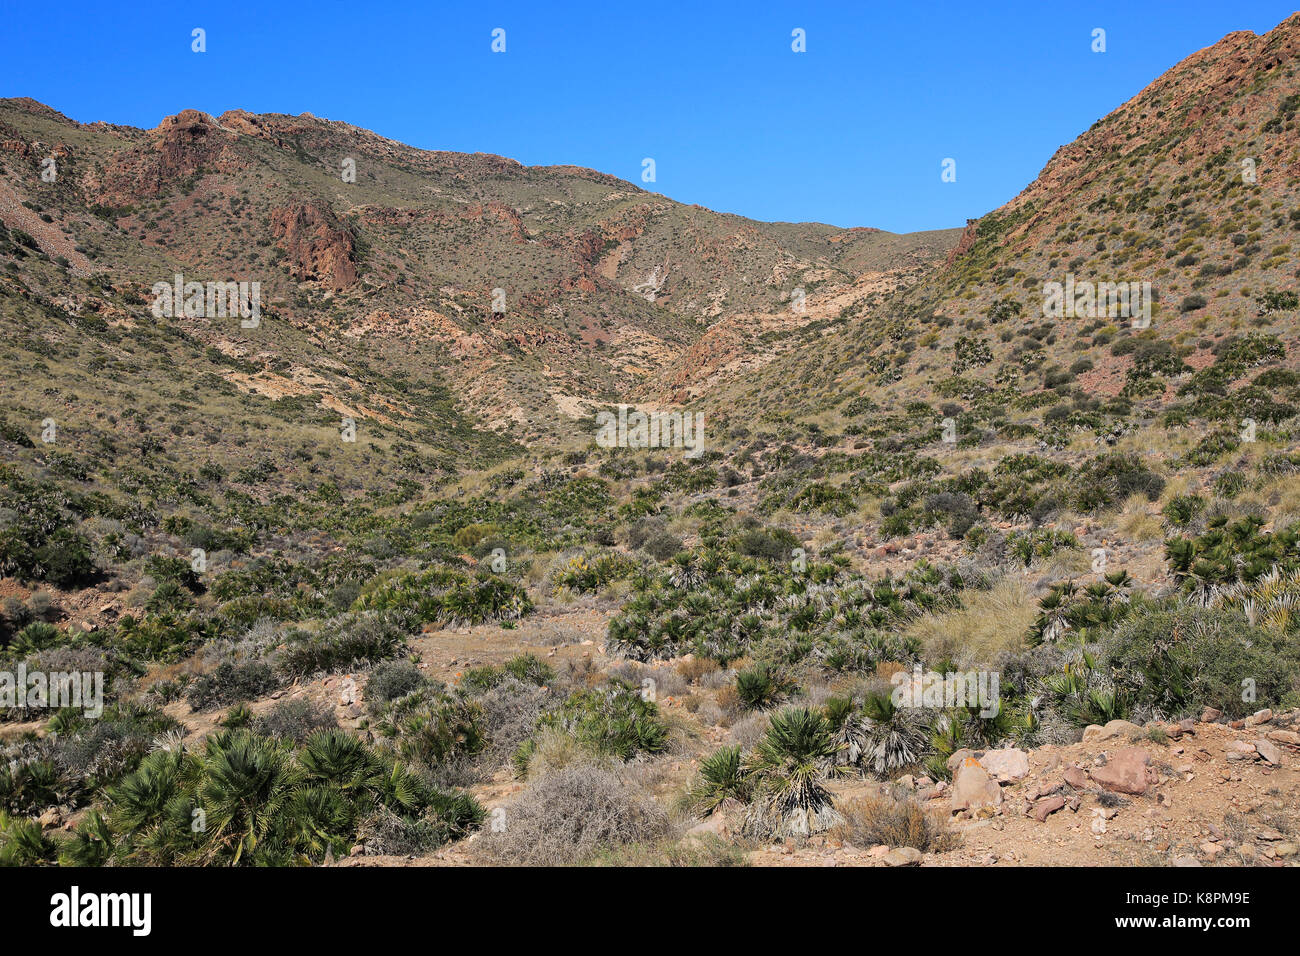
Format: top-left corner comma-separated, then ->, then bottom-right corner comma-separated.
1089,747 -> 1153,796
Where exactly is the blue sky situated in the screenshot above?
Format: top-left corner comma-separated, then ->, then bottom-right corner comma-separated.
3,1 -> 1296,232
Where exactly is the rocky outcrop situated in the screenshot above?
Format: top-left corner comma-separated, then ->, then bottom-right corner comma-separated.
95,109 -> 246,204
944,218 -> 979,266
270,202 -> 358,291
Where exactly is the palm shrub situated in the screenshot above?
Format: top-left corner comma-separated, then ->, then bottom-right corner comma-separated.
734,665 -> 785,711
742,707 -> 843,839
0,811 -> 57,866
1212,566 -> 1300,634
1027,572 -> 1133,645
194,731 -> 301,865
689,745 -> 750,815
7,621 -> 60,655
60,809 -> 114,866
823,695 -> 866,768
90,729 -> 481,865
554,551 -> 639,594
0,757 -> 79,815
1037,634 -> 1132,728
1162,494 -> 1205,530
927,703 -> 1015,777
857,691 -> 929,776
1166,516 -> 1300,603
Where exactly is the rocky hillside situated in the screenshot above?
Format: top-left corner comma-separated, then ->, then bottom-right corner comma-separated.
704,13 -> 1300,437
0,97 -> 956,450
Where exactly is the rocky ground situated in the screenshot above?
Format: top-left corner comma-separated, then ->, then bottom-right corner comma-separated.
306,606 -> 1300,868
741,710 -> 1300,868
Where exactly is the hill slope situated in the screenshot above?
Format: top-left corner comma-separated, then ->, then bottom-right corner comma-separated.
0,98 -> 957,454
703,13 -> 1300,441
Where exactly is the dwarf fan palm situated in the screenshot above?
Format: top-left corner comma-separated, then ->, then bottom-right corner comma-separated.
743,707 -> 843,838
196,730 -> 301,865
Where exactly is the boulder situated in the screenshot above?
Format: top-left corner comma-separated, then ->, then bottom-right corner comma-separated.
950,759 -> 1003,812
37,808 -> 62,829
1255,738 -> 1283,766
945,749 -> 978,775
686,814 -> 730,840
978,748 -> 1030,782
1033,795 -> 1066,821
1095,719 -> 1143,741
1089,747 -> 1153,795
1063,765 -> 1088,790
883,846 -> 923,866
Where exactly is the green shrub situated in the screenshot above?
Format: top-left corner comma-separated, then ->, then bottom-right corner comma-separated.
365,659 -> 425,709
526,681 -> 668,766
355,568 -> 533,627
378,689 -> 486,769
187,661 -> 279,711
280,611 -> 408,677
1105,602 -> 1300,719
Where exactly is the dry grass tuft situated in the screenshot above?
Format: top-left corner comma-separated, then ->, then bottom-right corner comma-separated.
903,576 -> 1036,666
830,788 -> 960,853
1115,493 -> 1165,541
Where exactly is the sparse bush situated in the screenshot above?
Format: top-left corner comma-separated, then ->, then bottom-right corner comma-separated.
1105,602 -> 1300,719
471,763 -> 671,865
365,659 -> 425,710
254,699 -> 338,743
280,611 -> 408,677
831,788 -> 960,852
186,661 -> 278,711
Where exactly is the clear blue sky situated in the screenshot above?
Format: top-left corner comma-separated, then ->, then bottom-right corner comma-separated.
3,1 -> 1296,232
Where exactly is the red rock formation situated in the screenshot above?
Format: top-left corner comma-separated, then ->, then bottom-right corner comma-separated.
945,219 -> 979,266
94,109 -> 245,204
270,202 -> 358,291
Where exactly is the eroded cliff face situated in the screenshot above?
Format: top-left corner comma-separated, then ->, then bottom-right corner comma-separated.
270,202 -> 358,291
